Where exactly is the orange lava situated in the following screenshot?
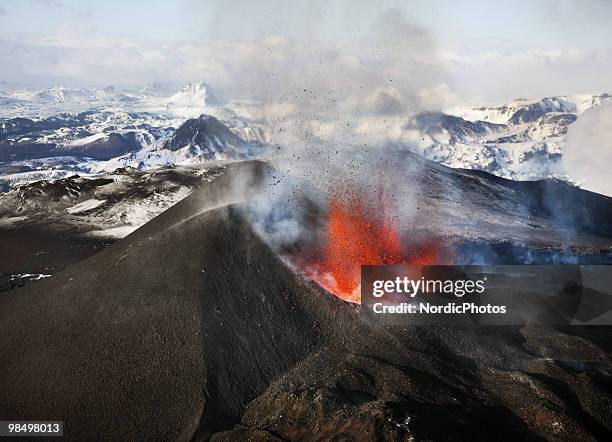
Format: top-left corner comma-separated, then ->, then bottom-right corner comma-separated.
315,191 -> 440,303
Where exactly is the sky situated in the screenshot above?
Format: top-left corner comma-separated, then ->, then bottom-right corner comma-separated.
1,0 -> 612,105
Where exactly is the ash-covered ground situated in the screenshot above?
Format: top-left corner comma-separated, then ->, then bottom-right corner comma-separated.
0,165 -> 224,292
1,160 -> 611,440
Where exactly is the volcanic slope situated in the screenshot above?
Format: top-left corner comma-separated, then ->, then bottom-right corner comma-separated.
0,161 -> 351,440
0,160 -> 611,441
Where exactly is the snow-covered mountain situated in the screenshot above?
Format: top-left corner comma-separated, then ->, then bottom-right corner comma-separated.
164,81 -> 223,109
0,110 -> 176,185
452,94 -> 612,124
162,114 -> 250,157
402,93 -> 612,180
90,114 -> 259,171
9,85 -> 140,107
24,86 -> 93,104
0,81 -> 231,119
0,81 -> 270,188
1,82 -> 610,190
0,110 -> 173,148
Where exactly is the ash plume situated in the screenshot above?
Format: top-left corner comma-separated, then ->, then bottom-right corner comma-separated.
181,7 -> 449,153
227,9 -> 451,267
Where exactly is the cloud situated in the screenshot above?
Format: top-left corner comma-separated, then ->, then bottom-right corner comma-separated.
441,47 -> 612,105
563,102 -> 612,197
0,8 -> 455,146
1,4 -> 612,113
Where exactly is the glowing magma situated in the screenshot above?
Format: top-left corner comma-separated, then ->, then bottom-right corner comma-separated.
313,191 -> 439,303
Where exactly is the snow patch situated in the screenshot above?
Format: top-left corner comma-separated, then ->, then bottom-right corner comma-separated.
66,198 -> 106,214
0,215 -> 28,226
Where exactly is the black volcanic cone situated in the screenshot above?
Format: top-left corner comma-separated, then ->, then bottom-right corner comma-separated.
0,161 -> 353,440
1,160 -> 612,441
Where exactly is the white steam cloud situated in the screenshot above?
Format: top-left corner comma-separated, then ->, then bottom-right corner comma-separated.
563,102 -> 612,197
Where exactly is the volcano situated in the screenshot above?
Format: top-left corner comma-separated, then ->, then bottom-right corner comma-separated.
0,161 -> 349,440
1,159 -> 612,440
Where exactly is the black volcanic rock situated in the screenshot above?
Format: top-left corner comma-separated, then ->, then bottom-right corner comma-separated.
10,174 -> 114,200
161,114 -> 251,159
1,160 -> 611,441
460,169 -> 612,240
215,324 -> 612,441
0,142 -> 59,162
